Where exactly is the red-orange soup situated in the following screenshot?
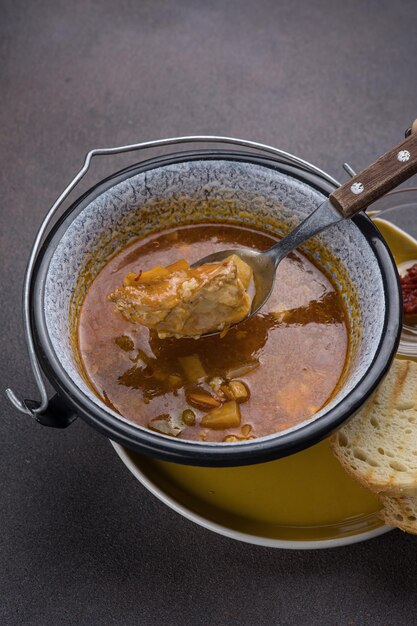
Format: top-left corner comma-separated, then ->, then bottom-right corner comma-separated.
77,224 -> 348,442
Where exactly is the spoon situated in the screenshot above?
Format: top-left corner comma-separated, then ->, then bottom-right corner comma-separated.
193,121 -> 417,327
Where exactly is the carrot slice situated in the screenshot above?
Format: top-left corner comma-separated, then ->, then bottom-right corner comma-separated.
166,259 -> 190,272
137,266 -> 171,283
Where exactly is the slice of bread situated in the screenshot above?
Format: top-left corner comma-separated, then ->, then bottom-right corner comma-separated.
330,359 -> 417,497
378,494 -> 417,534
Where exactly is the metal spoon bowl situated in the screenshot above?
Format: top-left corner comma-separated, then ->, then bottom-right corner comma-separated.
192,197 -> 343,318
193,120 -> 417,335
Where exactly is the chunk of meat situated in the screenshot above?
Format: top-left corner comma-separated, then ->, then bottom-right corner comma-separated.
108,255 -> 253,338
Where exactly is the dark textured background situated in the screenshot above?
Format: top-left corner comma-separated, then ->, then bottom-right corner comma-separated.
2,1 -> 417,624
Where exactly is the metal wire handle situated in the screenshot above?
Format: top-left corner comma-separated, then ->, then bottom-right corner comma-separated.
5,135 -> 340,418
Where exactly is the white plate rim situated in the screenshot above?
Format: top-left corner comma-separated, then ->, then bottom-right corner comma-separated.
110,441 -> 392,550
109,216 -> 411,549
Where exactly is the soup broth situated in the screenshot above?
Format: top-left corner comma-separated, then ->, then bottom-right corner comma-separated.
77,223 -> 348,442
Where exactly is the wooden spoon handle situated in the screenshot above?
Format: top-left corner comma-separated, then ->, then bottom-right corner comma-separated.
330,121 -> 417,217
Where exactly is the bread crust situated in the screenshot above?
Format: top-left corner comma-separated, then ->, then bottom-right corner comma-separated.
378,494 -> 417,534
330,359 -> 417,533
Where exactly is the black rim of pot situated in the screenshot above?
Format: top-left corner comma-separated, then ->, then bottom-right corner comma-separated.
31,149 -> 402,466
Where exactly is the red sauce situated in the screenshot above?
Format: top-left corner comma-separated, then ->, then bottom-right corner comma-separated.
401,263 -> 417,315
77,224 -> 348,442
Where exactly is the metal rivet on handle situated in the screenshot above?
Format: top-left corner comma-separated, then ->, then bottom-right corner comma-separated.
350,182 -> 364,195
397,150 -> 411,162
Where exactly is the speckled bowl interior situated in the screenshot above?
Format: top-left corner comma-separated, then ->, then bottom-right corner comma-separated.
43,158 -> 385,440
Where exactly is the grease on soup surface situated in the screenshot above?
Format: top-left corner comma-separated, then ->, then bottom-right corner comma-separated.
77,224 -> 348,442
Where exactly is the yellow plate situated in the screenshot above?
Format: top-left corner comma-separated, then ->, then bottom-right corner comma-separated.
112,219 -> 417,548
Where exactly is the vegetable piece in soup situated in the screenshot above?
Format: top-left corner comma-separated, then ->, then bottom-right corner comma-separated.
77,224 -> 348,443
